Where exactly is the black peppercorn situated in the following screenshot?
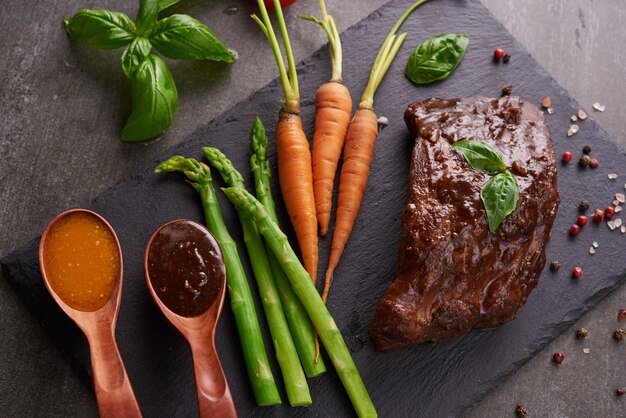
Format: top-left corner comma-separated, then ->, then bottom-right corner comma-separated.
616,388 -> 625,396
583,145 -> 592,154
503,53 -> 511,64
550,260 -> 561,272
579,155 -> 591,168
502,84 -> 513,96
579,200 -> 591,211
613,329 -> 626,341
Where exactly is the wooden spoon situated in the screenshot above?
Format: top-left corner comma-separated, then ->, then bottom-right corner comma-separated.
144,219 -> 236,418
39,209 -> 141,418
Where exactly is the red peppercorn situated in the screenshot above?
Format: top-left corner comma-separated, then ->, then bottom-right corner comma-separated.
493,48 -> 505,60
617,388 -> 625,396
592,209 -> 605,223
619,308 -> 626,321
569,224 -> 581,236
552,352 -> 565,364
572,267 -> 583,279
589,158 -> 599,169
562,151 -> 573,163
577,215 -> 588,226
605,207 -> 615,219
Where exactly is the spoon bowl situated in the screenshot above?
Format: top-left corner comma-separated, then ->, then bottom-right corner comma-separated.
144,219 -> 236,418
39,208 -> 141,418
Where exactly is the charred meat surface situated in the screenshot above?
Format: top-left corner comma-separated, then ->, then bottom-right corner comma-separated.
370,96 -> 559,351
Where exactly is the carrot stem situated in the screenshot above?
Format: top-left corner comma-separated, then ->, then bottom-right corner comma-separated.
360,0 -> 428,109
301,0 -> 343,82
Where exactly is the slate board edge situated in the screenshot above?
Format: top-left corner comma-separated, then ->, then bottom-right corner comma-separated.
2,0 -> 626,416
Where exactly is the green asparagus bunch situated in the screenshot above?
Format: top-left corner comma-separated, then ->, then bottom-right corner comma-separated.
222,186 -> 377,418
155,156 -> 280,406
203,147 -> 311,406
249,117 -> 326,378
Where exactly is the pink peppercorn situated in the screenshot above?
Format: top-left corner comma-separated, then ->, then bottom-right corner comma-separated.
572,267 -> 583,279
605,207 -> 615,219
577,215 -> 588,226
562,151 -> 573,163
569,224 -> 581,236
552,352 -> 565,364
493,48 -> 505,60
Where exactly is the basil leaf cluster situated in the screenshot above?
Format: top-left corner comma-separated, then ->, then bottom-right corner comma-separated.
451,140 -> 520,232
63,0 -> 234,142
405,33 -> 469,85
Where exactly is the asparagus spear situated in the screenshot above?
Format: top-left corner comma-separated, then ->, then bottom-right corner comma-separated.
202,147 -> 311,407
222,187 -> 377,418
249,117 -> 326,378
155,156 -> 281,406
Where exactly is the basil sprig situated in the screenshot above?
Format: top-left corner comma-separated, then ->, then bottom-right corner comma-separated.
64,0 -> 234,142
452,140 -> 520,232
405,33 -> 469,85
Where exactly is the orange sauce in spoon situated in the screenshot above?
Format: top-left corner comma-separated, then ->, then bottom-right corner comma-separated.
42,212 -> 119,312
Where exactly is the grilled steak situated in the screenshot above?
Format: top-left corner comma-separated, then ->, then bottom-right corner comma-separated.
370,96 -> 559,351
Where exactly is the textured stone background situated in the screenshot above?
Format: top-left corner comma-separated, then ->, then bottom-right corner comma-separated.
0,0 -> 624,416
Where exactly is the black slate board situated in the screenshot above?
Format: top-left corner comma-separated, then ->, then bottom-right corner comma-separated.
3,0 -> 626,416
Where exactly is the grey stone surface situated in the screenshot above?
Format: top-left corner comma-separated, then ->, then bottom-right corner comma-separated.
0,0 -> 624,417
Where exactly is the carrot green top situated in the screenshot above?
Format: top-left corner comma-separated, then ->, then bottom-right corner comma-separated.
360,0 -> 429,110
253,0 -> 300,113
301,0 -> 343,83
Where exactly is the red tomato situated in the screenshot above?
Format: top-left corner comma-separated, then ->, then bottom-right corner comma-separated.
259,0 -> 297,10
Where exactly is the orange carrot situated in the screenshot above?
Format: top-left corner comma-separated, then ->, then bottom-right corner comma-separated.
323,0 -> 430,302
276,111 -> 318,281
253,1 -> 318,282
312,82 -> 352,236
302,1 -> 353,236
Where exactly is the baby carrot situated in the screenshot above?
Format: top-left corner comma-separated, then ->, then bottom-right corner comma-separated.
323,0 -> 430,303
302,1 -> 353,236
253,0 -> 318,283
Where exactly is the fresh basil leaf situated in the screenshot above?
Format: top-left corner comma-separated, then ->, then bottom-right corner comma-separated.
405,33 -> 469,85
150,15 -> 234,62
121,54 -> 178,142
122,38 -> 152,78
452,139 -> 507,174
135,0 -> 160,34
158,0 -> 182,11
63,10 -> 135,50
480,171 -> 520,232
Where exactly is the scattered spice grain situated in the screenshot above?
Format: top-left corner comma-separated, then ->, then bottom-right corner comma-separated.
613,329 -> 626,341
550,260 -> 561,272
575,327 -> 588,339
515,404 -> 529,417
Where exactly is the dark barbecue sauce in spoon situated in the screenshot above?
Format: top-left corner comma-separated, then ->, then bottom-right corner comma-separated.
147,220 -> 223,317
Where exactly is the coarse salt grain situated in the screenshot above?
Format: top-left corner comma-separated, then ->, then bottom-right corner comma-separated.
567,125 -> 579,137
622,225 -> 626,234
614,200 -> 621,206
616,193 -> 625,203
589,247 -> 596,255
608,173 -> 618,180
547,108 -> 554,115
578,110 -> 587,120
571,115 -> 578,122
593,102 -> 606,112
593,241 -> 599,248
608,220 -> 617,230
616,206 -> 623,213
583,348 -> 590,354
615,219 -> 623,228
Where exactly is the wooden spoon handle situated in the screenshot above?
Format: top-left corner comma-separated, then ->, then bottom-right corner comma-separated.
88,328 -> 142,418
189,336 -> 237,418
